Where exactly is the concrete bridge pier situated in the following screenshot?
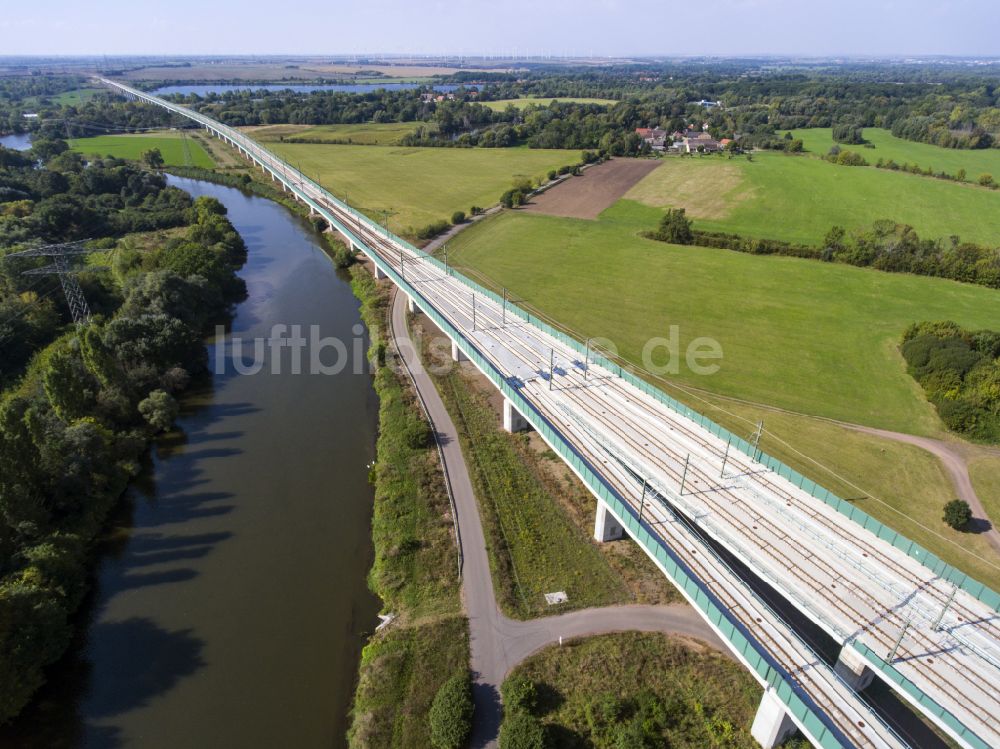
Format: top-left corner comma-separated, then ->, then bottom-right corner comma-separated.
502,398 -> 530,433
834,646 -> 874,690
751,689 -> 797,748
450,339 -> 468,362
406,295 -> 417,314
594,500 -> 624,542
373,264 -> 388,281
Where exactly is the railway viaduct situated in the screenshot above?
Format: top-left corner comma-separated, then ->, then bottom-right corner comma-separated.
99,78 -> 1000,749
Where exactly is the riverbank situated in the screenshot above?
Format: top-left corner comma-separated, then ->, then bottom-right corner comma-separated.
1,177 -> 382,747
346,266 -> 469,749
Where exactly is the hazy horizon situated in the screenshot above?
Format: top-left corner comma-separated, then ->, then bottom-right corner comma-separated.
3,0 -> 998,58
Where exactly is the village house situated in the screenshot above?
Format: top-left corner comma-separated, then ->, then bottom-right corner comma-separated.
672,130 -> 721,153
635,126 -> 669,150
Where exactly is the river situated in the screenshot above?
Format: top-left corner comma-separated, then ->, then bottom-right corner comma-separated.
0,178 -> 381,748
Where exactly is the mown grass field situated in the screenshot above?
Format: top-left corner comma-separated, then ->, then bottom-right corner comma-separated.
68,132 -> 215,168
245,122 -> 433,145
480,96 -> 618,111
790,127 -> 1000,180
501,632 -> 796,749
265,141 -> 581,232
448,202 -> 1000,434
625,150 -> 1000,245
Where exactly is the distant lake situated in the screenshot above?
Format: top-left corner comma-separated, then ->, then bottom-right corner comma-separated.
0,132 -> 32,150
153,83 -> 460,97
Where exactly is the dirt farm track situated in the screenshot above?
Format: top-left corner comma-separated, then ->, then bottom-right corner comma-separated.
523,157 -> 662,219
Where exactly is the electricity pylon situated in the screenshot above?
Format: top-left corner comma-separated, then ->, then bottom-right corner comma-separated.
5,240 -> 102,325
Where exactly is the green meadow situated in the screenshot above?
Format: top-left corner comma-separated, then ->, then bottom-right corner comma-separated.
51,88 -> 105,106
447,201 -> 1000,435
447,202 -> 1000,583
789,127 -> 1000,180
625,150 -> 1000,245
480,97 -> 618,111
265,141 -> 580,232
69,132 -> 215,168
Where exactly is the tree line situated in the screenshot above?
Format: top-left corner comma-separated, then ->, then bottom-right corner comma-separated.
650,210 -> 1000,290
7,64 -> 999,156
0,142 -> 246,723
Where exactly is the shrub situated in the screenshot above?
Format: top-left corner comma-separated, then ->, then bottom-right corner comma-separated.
451,211 -> 466,225
138,389 -> 179,432
402,415 -> 433,449
832,123 -> 865,145
330,242 -> 354,268
653,208 -> 693,245
500,189 -> 525,209
416,220 -> 451,241
547,170 -> 557,181
469,205 -> 483,216
943,499 -> 972,530
499,711 -> 546,749
501,677 -> 537,714
429,672 -> 473,749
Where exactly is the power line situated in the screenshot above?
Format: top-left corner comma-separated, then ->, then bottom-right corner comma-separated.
4,240 -> 103,326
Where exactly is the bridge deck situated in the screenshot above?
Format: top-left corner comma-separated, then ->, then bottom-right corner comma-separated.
102,79 -> 1000,749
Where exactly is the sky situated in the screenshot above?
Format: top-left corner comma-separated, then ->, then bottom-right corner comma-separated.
2,0 -> 998,58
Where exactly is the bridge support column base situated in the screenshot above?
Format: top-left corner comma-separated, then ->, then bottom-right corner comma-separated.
751,689 -> 796,749
450,339 -> 468,362
406,295 -> 417,314
503,398 -> 530,433
594,500 -> 624,542
373,264 -> 388,281
834,646 -> 874,691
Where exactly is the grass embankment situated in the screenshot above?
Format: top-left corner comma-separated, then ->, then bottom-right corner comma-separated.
265,141 -> 579,233
790,127 -> 1000,180
68,132 -> 215,168
501,632 -> 810,749
346,268 -> 468,749
480,97 -> 618,111
969,457 -> 1000,539
625,149 -> 1000,245
412,315 -> 678,618
692,395 -> 1000,591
